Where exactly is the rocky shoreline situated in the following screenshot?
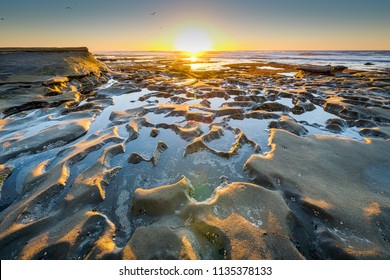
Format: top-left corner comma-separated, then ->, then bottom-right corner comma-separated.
0,48 -> 389,259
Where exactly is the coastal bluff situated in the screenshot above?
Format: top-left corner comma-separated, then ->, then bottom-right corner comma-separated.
0,47 -> 109,116
0,47 -> 107,83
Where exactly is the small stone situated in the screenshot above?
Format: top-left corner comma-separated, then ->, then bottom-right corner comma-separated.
150,128 -> 159,138
200,99 -> 211,107
219,175 -> 230,184
128,153 -> 144,164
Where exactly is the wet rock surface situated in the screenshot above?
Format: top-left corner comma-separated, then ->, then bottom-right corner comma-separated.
0,51 -> 389,259
123,177 -> 303,259
245,130 -> 390,259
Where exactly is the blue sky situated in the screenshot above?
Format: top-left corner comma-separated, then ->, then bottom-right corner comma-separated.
0,0 -> 389,50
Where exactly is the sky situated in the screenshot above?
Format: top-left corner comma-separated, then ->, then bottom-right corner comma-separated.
0,0 -> 389,51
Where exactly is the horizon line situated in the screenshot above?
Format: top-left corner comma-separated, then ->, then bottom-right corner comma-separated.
91,49 -> 390,52
1,46 -> 389,53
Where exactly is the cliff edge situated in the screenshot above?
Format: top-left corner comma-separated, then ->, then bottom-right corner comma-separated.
0,47 -> 108,84
0,47 -> 109,116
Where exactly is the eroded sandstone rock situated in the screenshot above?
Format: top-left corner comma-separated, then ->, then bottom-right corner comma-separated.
245,129 -> 390,259
123,177 -> 303,260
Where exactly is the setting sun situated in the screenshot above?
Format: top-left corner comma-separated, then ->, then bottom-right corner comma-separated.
174,27 -> 213,55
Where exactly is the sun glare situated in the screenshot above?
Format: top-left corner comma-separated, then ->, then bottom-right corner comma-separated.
174,27 -> 212,55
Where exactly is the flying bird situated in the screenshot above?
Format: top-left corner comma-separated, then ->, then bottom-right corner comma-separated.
150,11 -> 156,16
0,18 -> 4,20
66,7 -> 72,10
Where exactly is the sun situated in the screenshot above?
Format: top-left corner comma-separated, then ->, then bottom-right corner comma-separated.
174,27 -> 213,55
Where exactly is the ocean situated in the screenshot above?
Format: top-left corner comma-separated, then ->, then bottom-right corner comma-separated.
94,50 -> 390,72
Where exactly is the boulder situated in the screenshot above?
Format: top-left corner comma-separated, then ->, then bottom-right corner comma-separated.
295,65 -> 347,77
